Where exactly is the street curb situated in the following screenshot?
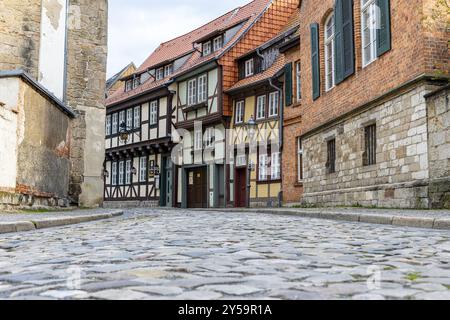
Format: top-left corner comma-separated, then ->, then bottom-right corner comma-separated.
194,208 -> 450,231
0,211 -> 124,235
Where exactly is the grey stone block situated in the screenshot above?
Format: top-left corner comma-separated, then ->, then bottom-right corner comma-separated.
392,216 -> 435,229
359,214 -> 394,225
0,223 -> 17,234
319,212 -> 360,222
433,219 -> 450,230
14,222 -> 35,232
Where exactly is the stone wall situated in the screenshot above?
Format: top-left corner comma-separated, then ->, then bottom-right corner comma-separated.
427,86 -> 450,208
66,0 -> 108,207
301,83 -> 440,209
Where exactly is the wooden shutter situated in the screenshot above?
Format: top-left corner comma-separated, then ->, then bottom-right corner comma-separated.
335,0 -> 355,84
376,0 -> 391,57
285,62 -> 293,107
310,23 -> 320,100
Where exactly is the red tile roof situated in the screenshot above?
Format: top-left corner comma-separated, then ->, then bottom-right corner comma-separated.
106,0 -> 272,107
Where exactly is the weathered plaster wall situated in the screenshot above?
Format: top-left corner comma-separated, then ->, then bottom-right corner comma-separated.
0,0 -> 42,78
66,0 -> 108,207
427,88 -> 450,208
16,78 -> 71,199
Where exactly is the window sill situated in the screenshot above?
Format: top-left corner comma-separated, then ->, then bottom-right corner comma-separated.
183,101 -> 207,113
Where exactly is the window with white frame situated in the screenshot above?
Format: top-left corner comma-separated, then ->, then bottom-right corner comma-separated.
125,80 -> 133,92
296,61 -> 302,101
325,13 -> 336,91
236,154 -> 247,167
112,113 -> 118,134
361,0 -> 378,67
119,111 -> 125,129
245,58 -> 254,77
269,92 -> 279,117
258,154 -> 268,181
106,115 -> 111,136
256,95 -> 266,119
235,100 -> 244,124
164,64 -> 173,77
125,159 -> 132,185
213,36 -> 223,51
133,77 -> 140,89
188,79 -> 197,106
150,101 -> 158,125
198,74 -> 207,103
111,162 -> 117,186
134,106 -> 140,128
297,137 -> 303,182
271,152 -> 281,180
203,41 -> 212,56
194,130 -> 203,151
118,161 -> 124,185
126,109 -> 133,128
139,157 -> 147,182
205,127 -> 215,148
156,68 -> 164,80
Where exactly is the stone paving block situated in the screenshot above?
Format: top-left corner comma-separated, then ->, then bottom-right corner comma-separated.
14,222 -> 36,232
0,223 -> 17,234
359,214 -> 394,225
433,219 -> 450,230
392,216 -> 435,229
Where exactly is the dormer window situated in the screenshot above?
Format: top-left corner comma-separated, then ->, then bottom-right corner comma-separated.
203,41 -> 212,56
125,80 -> 133,92
133,77 -> 140,89
164,64 -> 173,77
156,68 -> 164,80
213,36 -> 223,51
245,58 -> 254,77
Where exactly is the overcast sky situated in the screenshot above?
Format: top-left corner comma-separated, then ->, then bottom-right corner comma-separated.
107,0 -> 251,78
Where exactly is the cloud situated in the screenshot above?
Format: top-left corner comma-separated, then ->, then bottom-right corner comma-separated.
107,0 -> 250,78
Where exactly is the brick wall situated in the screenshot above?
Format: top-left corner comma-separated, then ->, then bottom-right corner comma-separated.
296,0 -> 449,136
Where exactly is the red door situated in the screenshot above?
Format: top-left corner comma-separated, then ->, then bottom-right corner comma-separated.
234,168 -> 247,208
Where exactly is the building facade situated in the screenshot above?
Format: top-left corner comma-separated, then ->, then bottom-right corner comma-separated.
283,0 -> 449,208
0,0 -> 108,208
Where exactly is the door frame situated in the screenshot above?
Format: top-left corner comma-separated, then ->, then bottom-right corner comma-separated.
181,164 -> 208,209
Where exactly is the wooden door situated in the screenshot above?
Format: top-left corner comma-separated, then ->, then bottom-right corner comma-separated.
187,167 -> 207,208
234,168 -> 247,208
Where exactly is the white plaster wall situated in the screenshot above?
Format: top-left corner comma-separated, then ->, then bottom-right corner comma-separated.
0,78 -> 19,189
38,0 -> 67,100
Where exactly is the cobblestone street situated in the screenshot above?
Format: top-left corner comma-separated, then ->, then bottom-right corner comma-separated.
0,209 -> 450,300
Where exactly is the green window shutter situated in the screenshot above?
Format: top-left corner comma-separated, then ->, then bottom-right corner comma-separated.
310,23 -> 320,100
376,0 -> 391,57
285,62 -> 293,106
335,0 -> 355,84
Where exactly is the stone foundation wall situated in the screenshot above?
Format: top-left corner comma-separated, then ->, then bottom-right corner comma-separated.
427,86 -> 450,208
301,83 -> 440,209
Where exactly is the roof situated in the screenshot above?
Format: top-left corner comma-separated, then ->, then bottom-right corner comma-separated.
226,55 -> 286,93
106,62 -> 136,90
0,70 -> 76,118
106,0 -> 272,107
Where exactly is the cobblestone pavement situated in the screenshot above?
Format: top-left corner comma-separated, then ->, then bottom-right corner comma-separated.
0,209 -> 450,300
0,209 -> 118,222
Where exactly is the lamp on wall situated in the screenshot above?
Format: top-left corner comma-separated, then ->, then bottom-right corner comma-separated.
102,169 -> 109,179
119,122 -> 141,142
245,115 -> 257,208
131,167 -> 137,175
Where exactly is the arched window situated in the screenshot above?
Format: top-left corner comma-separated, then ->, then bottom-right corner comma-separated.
325,13 -> 335,91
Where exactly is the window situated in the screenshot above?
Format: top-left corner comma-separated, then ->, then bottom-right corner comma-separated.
325,13 -> 335,91
269,92 -> 279,117
125,160 -> 132,185
194,130 -> 203,151
258,154 -> 268,181
118,161 -> 124,185
235,100 -> 244,124
111,162 -> 117,186
256,95 -> 266,119
164,64 -> 173,77
213,36 -> 223,51
203,41 -> 212,56
119,111 -> 125,129
205,127 -> 215,148
106,115 -> 111,136
139,157 -> 147,182
364,124 -> 377,166
156,68 -> 164,80
326,139 -> 336,174
245,59 -> 254,77
236,154 -> 247,167
198,74 -> 207,103
361,0 -> 378,67
297,137 -> 303,182
112,113 -> 118,134
150,101 -> 158,125
271,152 -> 281,180
134,106 -> 140,128
188,79 -> 197,106
133,77 -> 140,89
295,61 -> 301,101
125,80 -> 132,92
126,109 -> 133,128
